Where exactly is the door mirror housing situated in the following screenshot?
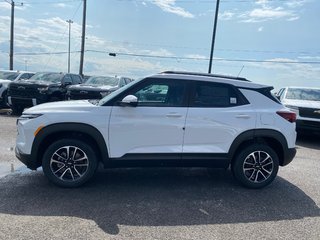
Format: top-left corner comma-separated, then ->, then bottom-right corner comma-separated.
120,95 -> 138,107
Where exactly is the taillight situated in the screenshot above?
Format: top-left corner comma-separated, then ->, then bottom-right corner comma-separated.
277,111 -> 296,123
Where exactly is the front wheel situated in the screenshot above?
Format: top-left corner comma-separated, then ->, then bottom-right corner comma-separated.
232,144 -> 279,189
42,139 -> 98,187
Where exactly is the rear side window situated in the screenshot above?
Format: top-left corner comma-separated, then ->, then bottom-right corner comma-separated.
71,75 -> 82,84
190,82 -> 247,108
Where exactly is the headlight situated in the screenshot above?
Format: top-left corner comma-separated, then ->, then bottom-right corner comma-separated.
17,113 -> 43,124
100,91 -> 110,98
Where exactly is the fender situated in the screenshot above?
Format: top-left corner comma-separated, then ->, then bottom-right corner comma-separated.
31,123 -> 109,167
228,129 -> 288,159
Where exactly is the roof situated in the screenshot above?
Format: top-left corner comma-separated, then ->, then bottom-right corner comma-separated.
151,71 -> 269,89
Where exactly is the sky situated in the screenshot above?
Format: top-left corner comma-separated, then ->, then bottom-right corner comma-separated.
0,0 -> 319,90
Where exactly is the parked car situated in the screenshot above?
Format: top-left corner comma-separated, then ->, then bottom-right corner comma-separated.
0,70 -> 34,108
7,72 -> 83,115
67,75 -> 133,100
276,86 -> 320,133
15,71 -> 296,188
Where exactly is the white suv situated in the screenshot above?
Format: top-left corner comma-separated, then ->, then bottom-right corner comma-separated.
15,71 -> 297,188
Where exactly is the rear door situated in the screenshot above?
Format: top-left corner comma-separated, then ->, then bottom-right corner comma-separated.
183,81 -> 256,154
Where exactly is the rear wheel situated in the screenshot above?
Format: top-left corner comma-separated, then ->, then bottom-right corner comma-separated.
42,139 -> 98,187
232,144 -> 279,189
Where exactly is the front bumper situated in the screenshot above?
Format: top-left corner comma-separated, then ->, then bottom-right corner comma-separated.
15,146 -> 39,170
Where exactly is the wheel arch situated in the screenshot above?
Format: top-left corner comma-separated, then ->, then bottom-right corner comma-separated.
229,129 -> 288,166
31,123 -> 109,168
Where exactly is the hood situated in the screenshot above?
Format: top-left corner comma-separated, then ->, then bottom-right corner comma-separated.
282,99 -> 320,109
0,79 -> 11,85
69,84 -> 117,91
14,79 -> 59,87
24,100 -> 96,114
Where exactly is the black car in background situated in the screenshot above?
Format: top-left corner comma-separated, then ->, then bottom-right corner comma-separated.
7,72 -> 83,115
67,75 -> 134,100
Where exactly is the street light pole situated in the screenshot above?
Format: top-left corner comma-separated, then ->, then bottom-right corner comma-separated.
66,19 -> 73,73
9,0 -> 15,70
208,0 -> 220,74
79,0 -> 87,77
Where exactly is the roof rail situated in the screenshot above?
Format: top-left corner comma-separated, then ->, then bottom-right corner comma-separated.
161,71 -> 250,82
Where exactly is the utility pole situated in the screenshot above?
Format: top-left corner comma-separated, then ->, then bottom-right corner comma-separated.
9,0 -> 15,70
7,0 -> 23,70
66,19 -> 73,73
208,0 -> 220,74
79,0 -> 87,77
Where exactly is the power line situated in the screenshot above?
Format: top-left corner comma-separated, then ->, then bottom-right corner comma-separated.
12,49 -> 320,65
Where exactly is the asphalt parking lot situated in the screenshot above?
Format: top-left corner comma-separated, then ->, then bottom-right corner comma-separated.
0,109 -> 319,240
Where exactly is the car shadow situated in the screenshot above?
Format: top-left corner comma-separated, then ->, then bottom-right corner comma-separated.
0,168 -> 319,235
296,133 -> 320,150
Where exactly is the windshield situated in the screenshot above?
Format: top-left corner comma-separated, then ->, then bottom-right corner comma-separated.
0,71 -> 19,80
98,78 -> 140,106
85,76 -> 119,86
29,72 -> 64,83
286,88 -> 320,101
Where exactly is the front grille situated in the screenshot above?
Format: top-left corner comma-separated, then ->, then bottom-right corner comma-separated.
299,107 -> 320,119
69,90 -> 102,100
9,85 -> 39,98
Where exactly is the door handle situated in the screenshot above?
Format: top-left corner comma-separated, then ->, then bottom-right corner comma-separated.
236,114 -> 251,119
166,113 -> 183,118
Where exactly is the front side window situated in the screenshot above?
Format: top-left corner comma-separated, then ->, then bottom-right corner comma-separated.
129,80 -> 187,107
191,82 -> 242,108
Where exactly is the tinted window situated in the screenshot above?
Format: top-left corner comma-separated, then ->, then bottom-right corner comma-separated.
191,82 -> 240,108
63,75 -> 72,84
20,73 -> 32,80
71,75 -> 82,84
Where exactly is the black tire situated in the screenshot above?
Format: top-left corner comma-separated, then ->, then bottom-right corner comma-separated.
11,104 -> 24,116
42,139 -> 98,188
232,144 -> 279,189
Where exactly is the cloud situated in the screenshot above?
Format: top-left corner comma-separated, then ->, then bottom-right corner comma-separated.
239,7 -> 299,22
215,0 -> 306,23
53,3 -> 70,8
219,11 -> 235,21
147,0 -> 194,18
0,2 -> 11,11
258,26 -> 264,32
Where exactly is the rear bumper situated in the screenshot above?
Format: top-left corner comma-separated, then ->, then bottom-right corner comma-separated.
282,147 -> 296,166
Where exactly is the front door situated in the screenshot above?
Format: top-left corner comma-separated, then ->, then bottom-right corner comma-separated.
108,78 -> 188,159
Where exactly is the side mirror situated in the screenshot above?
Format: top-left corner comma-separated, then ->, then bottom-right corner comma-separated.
120,95 -> 138,107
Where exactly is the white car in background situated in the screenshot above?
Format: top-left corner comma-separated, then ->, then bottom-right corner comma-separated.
276,87 -> 320,133
0,70 -> 34,108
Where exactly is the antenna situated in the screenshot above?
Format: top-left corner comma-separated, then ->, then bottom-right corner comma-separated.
237,65 -> 244,77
